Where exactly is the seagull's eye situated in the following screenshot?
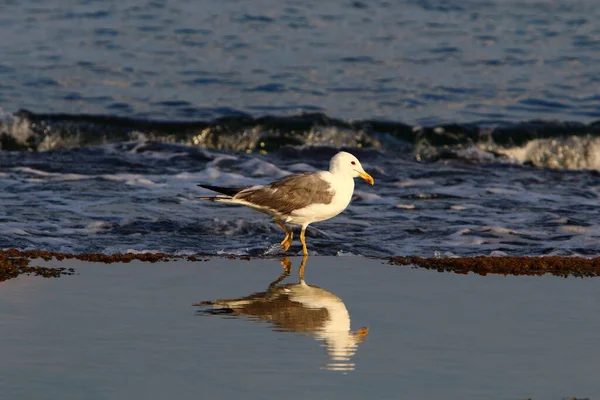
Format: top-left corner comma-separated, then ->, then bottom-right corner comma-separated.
351,161 -> 356,165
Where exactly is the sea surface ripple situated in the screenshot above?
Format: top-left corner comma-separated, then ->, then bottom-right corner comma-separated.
1,0 -> 600,257
1,0 -> 599,124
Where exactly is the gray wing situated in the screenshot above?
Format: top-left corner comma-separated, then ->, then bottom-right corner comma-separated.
196,284 -> 329,332
235,172 -> 334,215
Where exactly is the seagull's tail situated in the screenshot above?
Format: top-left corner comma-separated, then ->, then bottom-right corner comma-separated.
197,184 -> 243,201
198,196 -> 231,201
198,184 -> 243,196
193,299 -> 252,307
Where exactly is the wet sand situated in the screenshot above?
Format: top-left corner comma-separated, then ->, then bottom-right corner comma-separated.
1,254 -> 599,399
0,249 -> 204,282
3,249 -> 600,282
390,255 -> 600,277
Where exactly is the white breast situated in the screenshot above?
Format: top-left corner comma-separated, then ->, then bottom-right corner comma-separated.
286,171 -> 354,226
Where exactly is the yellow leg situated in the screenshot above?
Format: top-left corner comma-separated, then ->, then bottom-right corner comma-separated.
280,256 -> 292,274
274,220 -> 293,252
300,225 -> 308,257
298,254 -> 308,281
269,257 -> 292,288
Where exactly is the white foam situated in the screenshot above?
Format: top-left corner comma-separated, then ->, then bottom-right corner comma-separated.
13,167 -> 54,176
264,243 -> 284,255
238,158 -> 290,178
206,154 -> 239,168
84,221 -> 112,233
486,187 -> 522,195
0,114 -> 35,147
394,179 -> 436,188
125,249 -> 164,254
23,236 -> 72,245
493,136 -> 600,170
288,163 -> 318,172
0,227 -> 30,235
98,173 -> 163,187
559,225 -> 587,234
478,226 -> 515,236
216,248 -> 249,256
189,167 -> 265,187
335,250 -> 359,256
455,146 -> 497,163
353,190 -> 389,204
13,167 -> 96,182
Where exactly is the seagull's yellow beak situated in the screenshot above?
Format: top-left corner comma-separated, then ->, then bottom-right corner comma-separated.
358,171 -> 374,185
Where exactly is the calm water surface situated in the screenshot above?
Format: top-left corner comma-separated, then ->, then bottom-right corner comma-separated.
1,256 -> 599,399
1,0 -> 599,123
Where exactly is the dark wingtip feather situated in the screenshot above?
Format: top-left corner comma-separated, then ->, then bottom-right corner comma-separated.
197,184 -> 243,197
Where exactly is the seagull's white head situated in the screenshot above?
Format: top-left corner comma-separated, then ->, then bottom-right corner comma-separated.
329,151 -> 374,185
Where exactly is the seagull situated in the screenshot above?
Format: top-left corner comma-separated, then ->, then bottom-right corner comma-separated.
198,151 -> 374,256
194,257 -> 369,371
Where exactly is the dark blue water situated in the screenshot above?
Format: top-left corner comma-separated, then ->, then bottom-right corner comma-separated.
1,0 -> 599,123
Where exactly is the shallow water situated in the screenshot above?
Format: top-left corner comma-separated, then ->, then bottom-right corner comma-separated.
2,0 -> 600,258
1,257 -> 599,399
1,146 -> 600,257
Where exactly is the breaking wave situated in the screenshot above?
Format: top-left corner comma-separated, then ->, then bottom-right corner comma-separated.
2,109 -> 600,170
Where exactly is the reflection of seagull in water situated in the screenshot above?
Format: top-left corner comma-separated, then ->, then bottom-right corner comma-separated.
198,151 -> 374,256
194,257 -> 369,371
